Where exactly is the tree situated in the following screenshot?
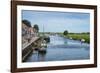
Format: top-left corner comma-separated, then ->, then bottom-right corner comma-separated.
22,20 -> 31,27
63,30 -> 68,35
33,24 -> 39,32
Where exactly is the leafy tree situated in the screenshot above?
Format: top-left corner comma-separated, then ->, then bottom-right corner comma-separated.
22,20 -> 31,27
33,24 -> 39,32
63,30 -> 68,35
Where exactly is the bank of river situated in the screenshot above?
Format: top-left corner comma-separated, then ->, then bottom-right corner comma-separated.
25,35 -> 90,62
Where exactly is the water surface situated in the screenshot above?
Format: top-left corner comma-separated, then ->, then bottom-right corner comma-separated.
25,35 -> 90,62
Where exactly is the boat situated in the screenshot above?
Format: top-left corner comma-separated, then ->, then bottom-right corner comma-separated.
38,24 -> 47,53
41,40 -> 47,47
38,40 -> 47,53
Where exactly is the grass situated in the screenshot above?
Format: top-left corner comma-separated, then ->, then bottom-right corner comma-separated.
61,33 -> 90,43
39,32 -> 90,43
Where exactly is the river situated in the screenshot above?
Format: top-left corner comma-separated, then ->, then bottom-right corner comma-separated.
25,35 -> 90,62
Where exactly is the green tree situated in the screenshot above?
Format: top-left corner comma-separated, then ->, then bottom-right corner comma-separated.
63,30 -> 68,35
22,20 -> 31,27
33,24 -> 39,32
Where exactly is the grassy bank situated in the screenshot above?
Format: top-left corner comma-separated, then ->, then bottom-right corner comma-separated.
39,32 -> 90,43
60,33 -> 90,43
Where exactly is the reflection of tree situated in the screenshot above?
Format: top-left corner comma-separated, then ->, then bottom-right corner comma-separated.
37,52 -> 46,61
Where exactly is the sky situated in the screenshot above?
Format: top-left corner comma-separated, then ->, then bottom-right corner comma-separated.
22,10 -> 90,33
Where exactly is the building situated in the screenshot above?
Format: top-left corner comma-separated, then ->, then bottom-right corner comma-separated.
22,20 -> 32,43
22,20 -> 39,44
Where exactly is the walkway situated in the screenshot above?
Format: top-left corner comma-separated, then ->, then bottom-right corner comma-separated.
22,37 -> 39,50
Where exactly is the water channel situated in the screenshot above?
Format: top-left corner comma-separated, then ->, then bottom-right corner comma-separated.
25,35 -> 90,62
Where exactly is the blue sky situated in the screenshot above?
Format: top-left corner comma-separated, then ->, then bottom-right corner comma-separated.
22,10 -> 90,33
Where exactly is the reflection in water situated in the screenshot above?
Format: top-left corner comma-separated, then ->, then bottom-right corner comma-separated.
25,35 -> 90,62
64,39 -> 68,44
38,51 -> 46,61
